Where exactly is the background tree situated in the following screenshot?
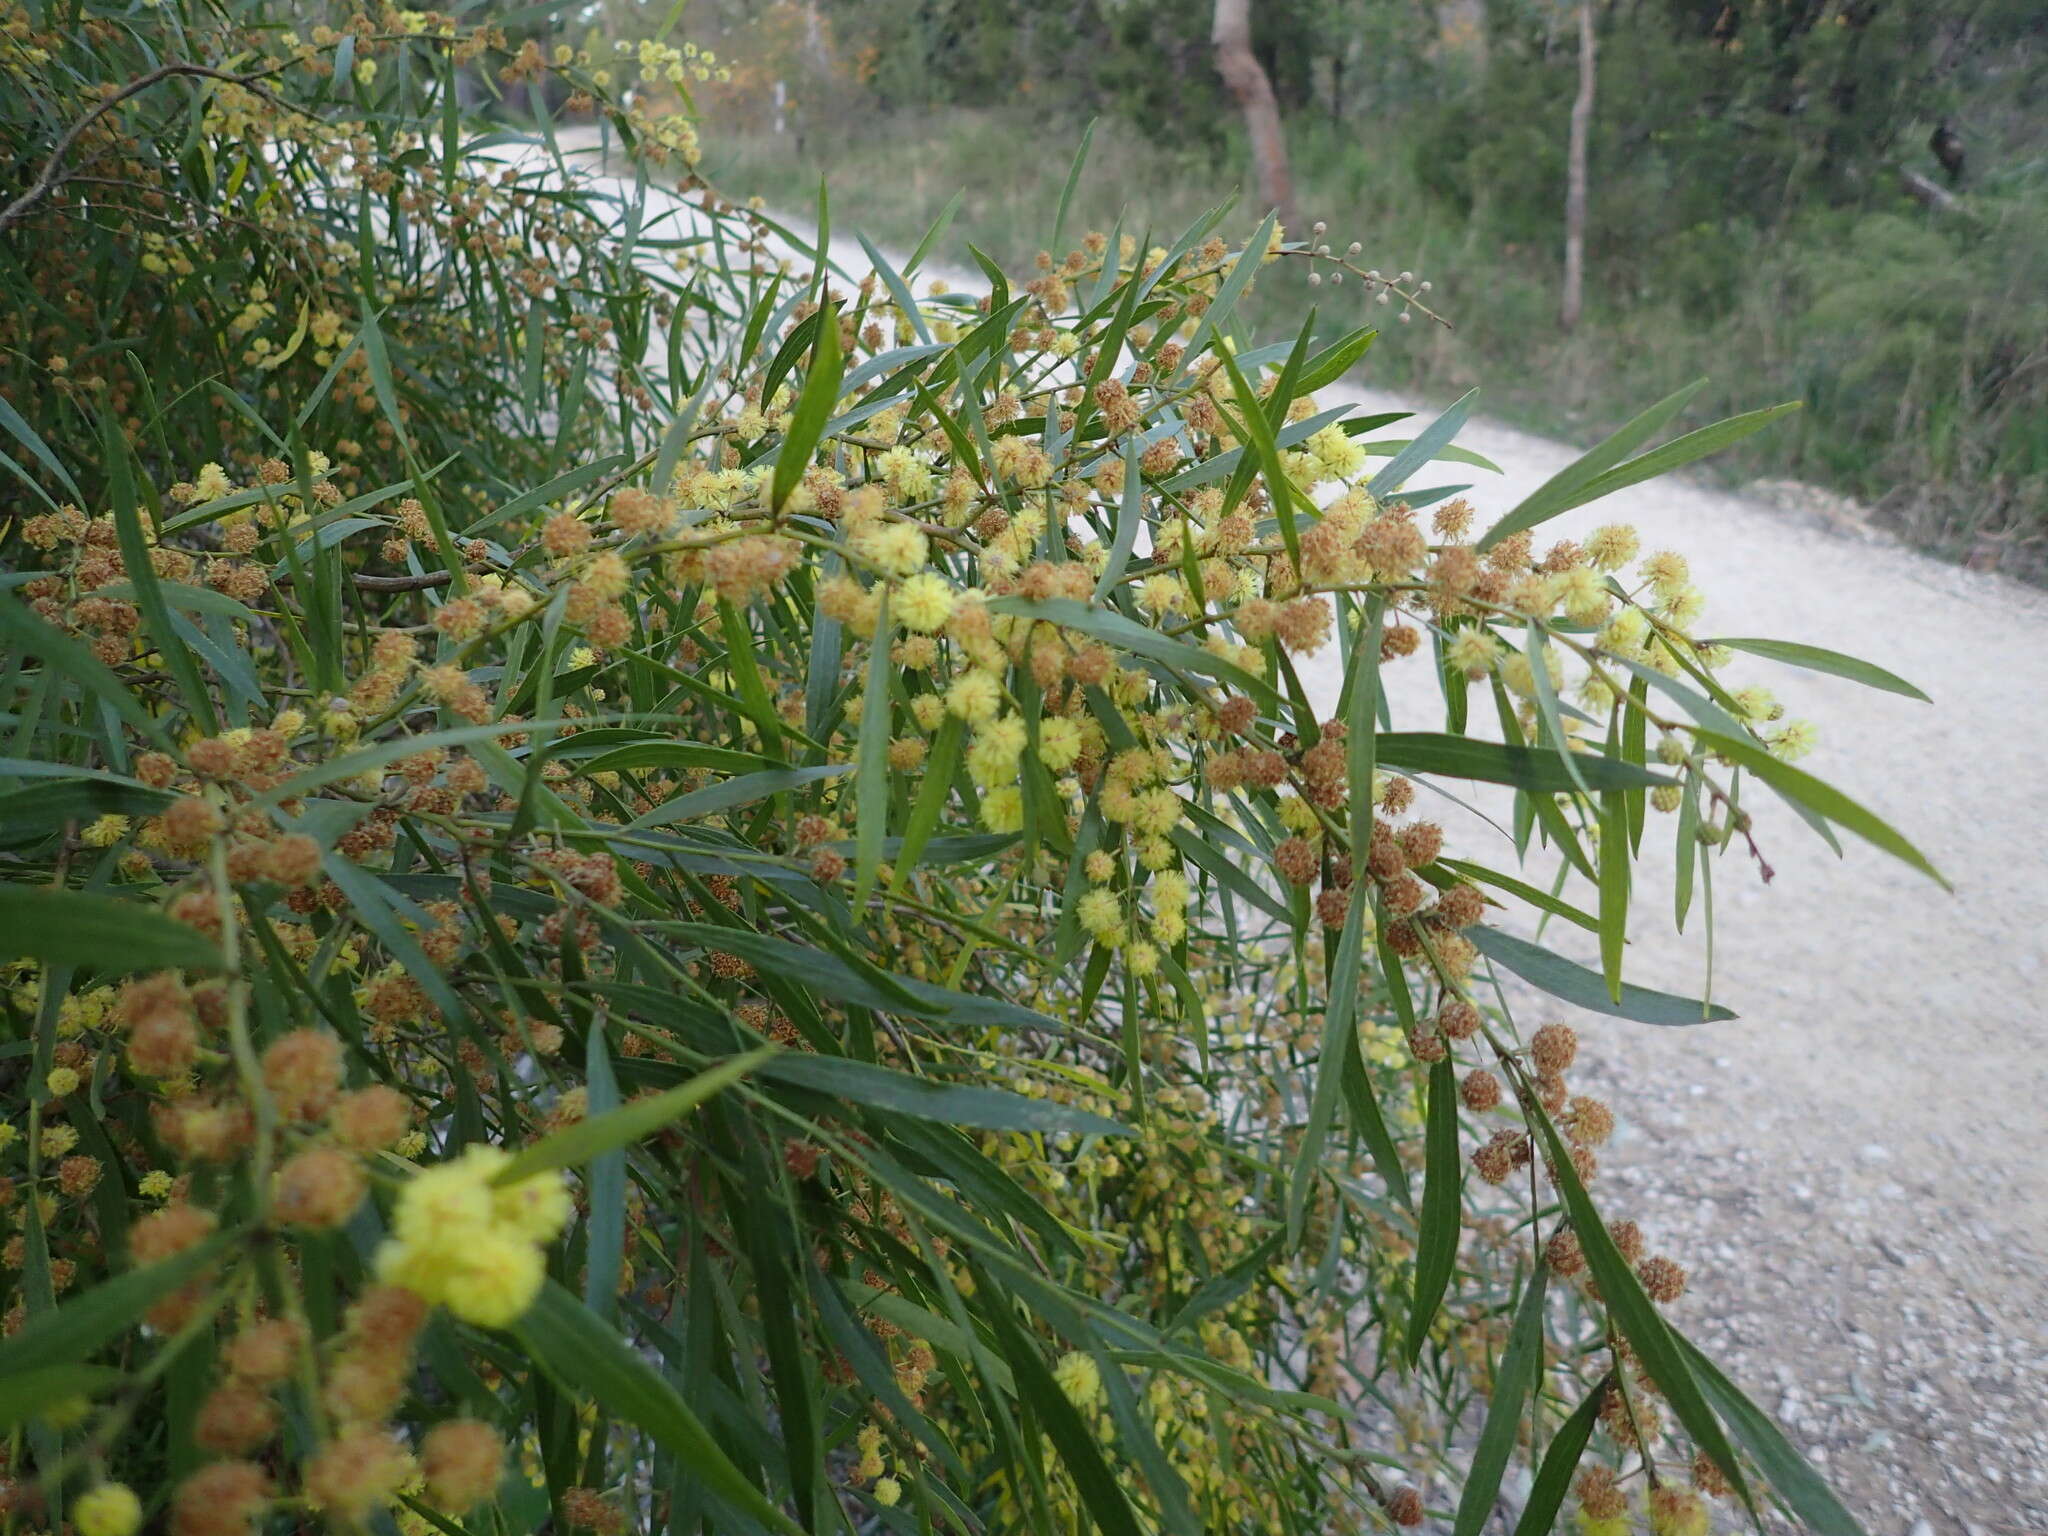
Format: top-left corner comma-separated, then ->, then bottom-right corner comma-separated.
1560,0 -> 1594,331
1214,0 -> 1297,229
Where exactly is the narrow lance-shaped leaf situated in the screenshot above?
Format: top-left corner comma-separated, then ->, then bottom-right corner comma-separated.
1674,1331 -> 1869,1536
1051,117 -> 1097,254
1696,730 -> 1948,889
1528,1104 -> 1753,1505
1407,1054 -> 1462,1363
1285,887 -> 1367,1248
0,886 -> 223,975
1367,387 -> 1477,499
771,299 -> 843,514
1511,1376 -> 1611,1536
1469,925 -> 1734,1025
852,589 -> 892,904
104,413 -> 216,734
515,1283 -> 806,1536
1704,637 -> 1929,703
1598,752 -> 1632,1003
580,1028 -> 625,1323
1481,392 -> 1799,549
1454,1264 -> 1551,1536
0,1232 -> 238,1377
1479,378 -> 1708,551
495,1048 -> 777,1183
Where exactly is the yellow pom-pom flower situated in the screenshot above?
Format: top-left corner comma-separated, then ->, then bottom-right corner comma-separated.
74,1483 -> 143,1536
896,572 -> 956,632
379,1145 -> 570,1329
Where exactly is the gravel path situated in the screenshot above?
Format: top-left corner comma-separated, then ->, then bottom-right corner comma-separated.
1297,390 -> 2048,1533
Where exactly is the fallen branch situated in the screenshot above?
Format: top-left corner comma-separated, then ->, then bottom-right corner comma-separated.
1896,166 -> 1974,219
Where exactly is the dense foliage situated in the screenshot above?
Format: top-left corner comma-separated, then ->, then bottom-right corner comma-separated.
0,3 -> 1945,1534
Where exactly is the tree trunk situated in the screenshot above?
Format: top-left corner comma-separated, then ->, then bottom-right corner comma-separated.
1560,0 -> 1595,331
1213,0 -> 1297,234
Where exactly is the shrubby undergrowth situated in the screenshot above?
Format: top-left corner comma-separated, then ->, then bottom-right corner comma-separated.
0,5 -> 1943,1534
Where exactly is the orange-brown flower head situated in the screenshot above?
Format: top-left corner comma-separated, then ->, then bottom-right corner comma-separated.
422,1418 -> 506,1510
1438,999 -> 1481,1041
194,1382 -> 279,1455
1638,1254 -> 1688,1304
1459,1069 -> 1502,1113
273,1146 -> 367,1229
1384,1485 -> 1424,1526
305,1424 -> 413,1522
1544,1228 -> 1586,1277
1529,1022 -> 1578,1075
168,1459 -> 270,1536
129,1202 -> 218,1264
224,1318 -> 305,1387
260,1028 -> 343,1121
331,1085 -> 412,1151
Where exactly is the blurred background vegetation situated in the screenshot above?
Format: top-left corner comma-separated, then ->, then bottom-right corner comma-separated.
580,0 -> 2047,577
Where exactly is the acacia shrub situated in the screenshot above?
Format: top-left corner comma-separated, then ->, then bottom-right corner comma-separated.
0,4 -> 1943,1534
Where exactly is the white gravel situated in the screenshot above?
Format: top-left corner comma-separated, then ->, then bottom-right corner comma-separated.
1297,390 -> 2048,1533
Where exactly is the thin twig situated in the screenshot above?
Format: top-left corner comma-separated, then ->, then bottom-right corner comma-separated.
0,61 -> 297,235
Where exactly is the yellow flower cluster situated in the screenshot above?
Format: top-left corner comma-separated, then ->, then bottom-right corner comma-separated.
376,1146 -> 571,1328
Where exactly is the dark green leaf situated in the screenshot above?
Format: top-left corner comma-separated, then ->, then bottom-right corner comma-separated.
0,886 -> 222,974
1468,926 -> 1734,1024
1695,730 -> 1948,889
1530,1112 -> 1751,1504
1407,1055 -> 1461,1363
516,1284 -> 805,1536
0,1232 -> 236,1377
503,1055 -> 760,1201
1675,1331 -> 1868,1536
771,300 -> 843,514
1511,1377 -> 1609,1536
762,1054 -> 1131,1137
1707,637 -> 1929,702
1454,1264 -> 1550,1536
1376,732 -> 1669,793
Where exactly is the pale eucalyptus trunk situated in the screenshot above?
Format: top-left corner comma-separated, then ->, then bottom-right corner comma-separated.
1561,0 -> 1595,331
1213,0 -> 1298,235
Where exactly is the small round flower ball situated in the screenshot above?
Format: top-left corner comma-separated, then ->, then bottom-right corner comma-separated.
224,1317 -> 304,1387
422,1418 -> 506,1510
330,1084 -> 412,1151
305,1424 -> 413,1522
944,669 -> 1003,724
895,572 -> 955,632
260,1027 -> 344,1122
391,1149 -> 502,1246
44,1066 -> 79,1099
273,1146 -> 367,1230
438,1228 -> 546,1329
1383,1485 -> 1425,1526
492,1169 -> 572,1243
979,785 -> 1023,833
73,1483 -> 143,1536
1052,1350 -> 1101,1408
1037,716 -> 1083,772
1648,1485 -> 1710,1536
